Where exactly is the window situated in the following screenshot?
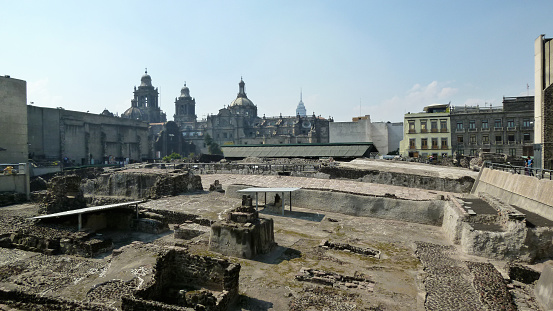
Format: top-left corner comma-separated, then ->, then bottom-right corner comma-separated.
494,119 -> 502,128
223,132 -> 227,138
440,119 -> 447,132
469,120 -> 476,129
409,138 -> 416,149
482,135 -> 489,144
420,120 -> 427,133
507,120 -> 515,128
524,133 -> 531,142
458,149 -> 464,155
482,120 -> 489,129
432,138 -> 438,149
431,120 -> 438,132
408,120 -> 415,133
457,135 -> 464,143
496,148 -> 503,154
509,148 -> 516,156
470,135 -> 476,143
495,135 -> 502,143
421,138 -> 428,149
456,122 -> 464,130
470,149 -> 477,156
523,119 -> 532,128
508,134 -> 515,142
441,138 -> 448,149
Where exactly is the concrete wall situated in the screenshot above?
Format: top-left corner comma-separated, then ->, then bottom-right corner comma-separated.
472,168 -> 553,221
0,76 -> 28,163
329,117 -> 371,143
28,105 -> 151,164
226,184 -> 444,226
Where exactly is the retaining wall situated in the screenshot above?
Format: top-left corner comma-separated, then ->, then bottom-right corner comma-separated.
226,184 -> 444,226
472,168 -> 553,221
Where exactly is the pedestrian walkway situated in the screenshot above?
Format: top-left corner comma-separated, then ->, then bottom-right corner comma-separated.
200,174 -> 456,201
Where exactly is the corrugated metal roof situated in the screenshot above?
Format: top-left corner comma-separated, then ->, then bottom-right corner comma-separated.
222,143 -> 375,158
238,187 -> 301,193
32,201 -> 143,219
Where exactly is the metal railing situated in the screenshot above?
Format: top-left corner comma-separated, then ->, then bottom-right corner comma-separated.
484,161 -> 553,180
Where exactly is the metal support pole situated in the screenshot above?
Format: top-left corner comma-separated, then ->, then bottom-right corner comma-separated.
289,191 -> 292,212
255,192 -> 258,211
136,203 -> 139,219
282,192 -> 285,216
78,213 -> 82,231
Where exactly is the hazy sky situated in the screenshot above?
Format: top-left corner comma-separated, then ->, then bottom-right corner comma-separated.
2,1 -> 551,122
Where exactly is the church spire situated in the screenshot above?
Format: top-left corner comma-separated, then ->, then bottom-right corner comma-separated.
237,77 -> 247,98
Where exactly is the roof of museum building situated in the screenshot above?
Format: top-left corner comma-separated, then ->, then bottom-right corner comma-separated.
221,142 -> 376,159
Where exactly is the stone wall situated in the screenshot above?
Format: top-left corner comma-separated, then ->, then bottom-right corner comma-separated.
209,218 -> 275,259
227,185 -> 445,226
41,175 -> 87,214
472,167 -> 553,221
82,171 -> 203,199
126,247 -> 240,311
319,166 -> 475,193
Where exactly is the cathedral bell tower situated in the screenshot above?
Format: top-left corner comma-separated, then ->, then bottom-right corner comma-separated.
174,82 -> 197,128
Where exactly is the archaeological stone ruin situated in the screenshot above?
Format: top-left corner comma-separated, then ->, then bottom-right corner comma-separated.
0,159 -> 552,310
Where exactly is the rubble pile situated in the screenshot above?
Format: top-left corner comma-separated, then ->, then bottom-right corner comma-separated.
40,175 -> 86,214
466,261 -> 516,310
289,286 -> 363,311
416,241 -> 518,310
415,241 -> 482,310
295,267 -> 375,292
0,216 -> 112,257
319,240 -> 380,258
82,171 -> 203,200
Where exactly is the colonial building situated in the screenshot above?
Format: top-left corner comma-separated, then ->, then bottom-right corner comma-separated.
176,78 -> 331,154
122,70 -> 166,123
399,104 -> 452,158
450,97 -> 534,157
28,105 -> 151,165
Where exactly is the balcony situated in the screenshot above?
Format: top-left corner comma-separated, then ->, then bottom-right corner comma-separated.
494,127 -> 503,131
481,128 -> 490,132
431,129 -> 438,133
507,127 -> 517,131
432,146 -> 439,149
409,146 -> 416,150
421,146 -> 428,150
440,128 -> 448,133
455,129 -> 465,133
408,129 -> 416,134
441,146 -> 449,150
468,128 -> 477,132
420,129 -> 428,133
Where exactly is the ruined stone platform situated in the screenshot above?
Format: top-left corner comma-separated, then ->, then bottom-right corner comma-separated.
199,174 -> 455,201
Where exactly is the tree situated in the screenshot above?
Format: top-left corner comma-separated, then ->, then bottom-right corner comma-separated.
204,133 -> 223,155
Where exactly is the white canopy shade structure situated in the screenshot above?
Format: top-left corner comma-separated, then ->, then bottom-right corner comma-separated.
237,187 -> 301,215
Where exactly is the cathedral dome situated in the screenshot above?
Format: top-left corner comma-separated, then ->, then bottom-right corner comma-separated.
179,83 -> 190,98
229,77 -> 255,107
122,106 -> 143,120
230,97 -> 255,107
140,69 -> 152,87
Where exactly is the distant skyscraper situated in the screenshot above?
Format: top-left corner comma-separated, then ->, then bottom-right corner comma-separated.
296,91 -> 307,117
